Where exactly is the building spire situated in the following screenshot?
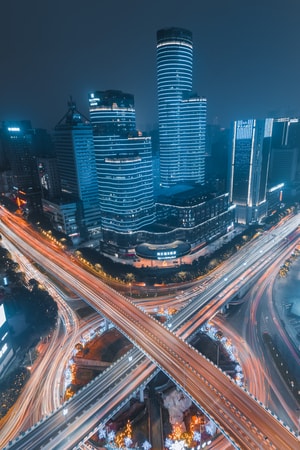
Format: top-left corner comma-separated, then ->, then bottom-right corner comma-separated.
55,96 -> 90,128
67,95 -> 76,111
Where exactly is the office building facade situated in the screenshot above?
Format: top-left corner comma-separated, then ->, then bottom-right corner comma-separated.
42,198 -> 79,238
89,90 -> 155,255
54,100 -> 101,240
37,157 -> 62,201
269,118 -> 300,192
157,27 -> 206,187
0,303 -> 14,379
0,121 -> 43,215
229,119 -> 273,224
134,190 -> 235,260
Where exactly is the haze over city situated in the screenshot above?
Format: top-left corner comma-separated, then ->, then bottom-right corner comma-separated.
1,0 -> 300,130
0,2 -> 300,449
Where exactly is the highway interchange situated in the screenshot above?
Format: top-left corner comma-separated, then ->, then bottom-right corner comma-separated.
0,208 -> 300,449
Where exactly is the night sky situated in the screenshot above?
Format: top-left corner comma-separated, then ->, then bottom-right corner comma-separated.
1,0 -> 300,132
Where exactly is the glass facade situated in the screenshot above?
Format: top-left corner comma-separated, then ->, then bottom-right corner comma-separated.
42,198 -> 79,238
230,119 -> 273,224
101,191 -> 235,259
157,28 -> 206,187
269,118 -> 300,187
89,90 -> 155,234
37,157 -> 61,200
0,303 -> 14,378
2,121 -> 41,192
54,101 -> 101,238
1,121 -> 43,214
180,95 -> 206,183
89,90 -> 136,136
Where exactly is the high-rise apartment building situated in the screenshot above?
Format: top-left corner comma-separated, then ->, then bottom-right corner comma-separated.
54,100 -> 101,239
157,27 -> 206,187
229,118 -> 273,224
88,90 -> 155,253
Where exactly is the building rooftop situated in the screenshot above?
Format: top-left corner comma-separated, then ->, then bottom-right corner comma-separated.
156,184 -> 216,207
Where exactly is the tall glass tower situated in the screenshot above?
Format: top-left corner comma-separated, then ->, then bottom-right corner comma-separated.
157,28 -> 206,187
1,120 -> 43,214
89,90 -> 155,234
54,99 -> 101,238
229,118 -> 273,224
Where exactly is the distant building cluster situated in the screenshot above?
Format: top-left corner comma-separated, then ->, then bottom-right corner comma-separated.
0,28 -> 299,261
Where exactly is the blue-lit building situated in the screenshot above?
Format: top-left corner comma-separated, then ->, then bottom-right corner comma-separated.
135,189 -> 235,260
229,119 -> 273,224
266,183 -> 284,216
269,118 -> 300,198
54,99 -> 101,240
0,121 -> 43,214
37,157 -> 62,201
89,90 -> 155,255
84,37 -> 232,261
42,197 -> 79,238
157,28 -> 206,187
0,302 -> 14,379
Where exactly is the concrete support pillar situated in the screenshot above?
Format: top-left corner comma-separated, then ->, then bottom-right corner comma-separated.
139,386 -> 144,403
103,318 -> 109,331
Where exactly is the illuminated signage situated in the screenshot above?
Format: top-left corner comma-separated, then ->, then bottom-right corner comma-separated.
157,250 -> 177,260
7,127 -> 20,132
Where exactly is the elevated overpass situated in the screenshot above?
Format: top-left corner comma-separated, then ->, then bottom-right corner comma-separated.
1,209 -> 300,449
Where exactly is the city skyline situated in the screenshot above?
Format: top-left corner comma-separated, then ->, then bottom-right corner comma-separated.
1,0 -> 300,132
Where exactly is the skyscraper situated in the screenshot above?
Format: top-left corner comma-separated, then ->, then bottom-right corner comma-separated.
229,118 -> 273,224
1,120 -> 43,214
54,99 -> 101,239
269,118 -> 300,188
88,90 -> 155,252
157,27 -> 206,187
37,157 -> 61,201
0,302 -> 14,379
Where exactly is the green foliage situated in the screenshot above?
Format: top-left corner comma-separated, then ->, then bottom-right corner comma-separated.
78,223 -> 268,286
0,244 -> 58,333
0,367 -> 30,419
10,283 -> 58,332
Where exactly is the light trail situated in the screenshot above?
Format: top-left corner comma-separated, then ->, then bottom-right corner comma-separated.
1,209 -> 299,449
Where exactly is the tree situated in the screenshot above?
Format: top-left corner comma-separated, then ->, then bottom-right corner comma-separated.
125,273 -> 136,283
176,271 -> 188,282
